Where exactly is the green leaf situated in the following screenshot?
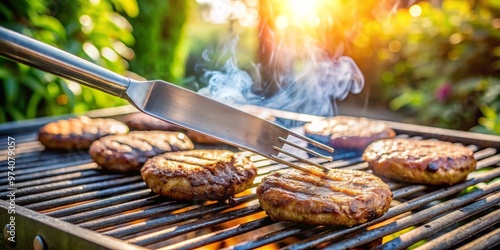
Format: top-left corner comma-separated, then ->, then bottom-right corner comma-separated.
479,105 -> 497,119
3,77 -> 19,104
0,106 -> 6,123
6,106 -> 25,121
0,4 -> 13,21
390,92 -> 411,110
26,93 -> 42,119
0,67 -> 10,78
113,0 -> 139,18
31,15 -> 67,40
22,74 -> 47,95
488,0 -> 500,9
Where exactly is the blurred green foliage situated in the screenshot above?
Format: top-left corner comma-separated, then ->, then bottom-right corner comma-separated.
0,0 -> 189,123
372,0 -> 500,134
126,0 -> 189,83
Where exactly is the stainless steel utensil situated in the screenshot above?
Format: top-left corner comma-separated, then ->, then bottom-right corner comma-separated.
0,27 -> 333,174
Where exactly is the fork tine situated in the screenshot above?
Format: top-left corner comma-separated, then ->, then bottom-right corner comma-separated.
278,137 -> 333,162
288,131 -> 334,153
268,155 -> 328,177
273,146 -> 330,172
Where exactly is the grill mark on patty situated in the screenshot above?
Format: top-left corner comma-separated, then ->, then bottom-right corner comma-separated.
146,151 -> 254,186
111,136 -> 152,149
363,138 -> 476,185
141,150 -> 257,200
89,131 -> 194,172
263,172 -> 367,200
285,171 -> 371,193
160,155 -> 223,166
165,150 -> 234,161
38,116 -> 128,149
257,168 -> 393,226
130,133 -> 177,149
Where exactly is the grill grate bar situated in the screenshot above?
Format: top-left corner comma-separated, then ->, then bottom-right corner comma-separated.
16,176 -> 143,205
455,225 -> 500,250
379,192 -> 500,250
472,147 -> 497,160
381,193 -> 500,249
104,194 -> 257,238
282,167 -> 500,250
79,202 -> 191,230
44,189 -> 155,217
25,182 -> 147,211
391,185 -> 428,199
162,217 -> 278,250
475,154 -> 500,170
0,162 -> 96,185
218,223 -> 317,250
323,156 -> 363,169
0,170 -> 102,190
209,183 -> 436,250
418,209 -> 500,250
0,157 -> 91,175
0,174 -> 125,197
0,133 -> 37,147
323,181 -> 500,250
0,153 -> 91,170
0,143 -> 44,158
60,197 -> 167,224
127,204 -> 263,246
0,117 -> 498,250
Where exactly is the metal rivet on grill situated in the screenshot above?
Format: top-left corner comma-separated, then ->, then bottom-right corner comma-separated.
33,235 -> 46,250
3,224 -> 15,246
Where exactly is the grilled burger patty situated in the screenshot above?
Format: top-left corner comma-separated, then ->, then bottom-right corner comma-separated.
141,150 -> 257,201
257,169 -> 392,227
363,139 -> 477,185
89,131 -> 194,172
304,116 -> 396,152
38,116 -> 128,150
123,112 -> 221,144
123,112 -> 181,131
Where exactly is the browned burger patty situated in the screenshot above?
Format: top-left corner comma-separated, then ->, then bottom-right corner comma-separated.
141,150 -> 257,201
304,116 -> 396,152
257,169 -> 392,227
38,116 -> 128,150
185,131 -> 221,144
363,138 -> 477,185
89,131 -> 194,172
123,112 -> 221,144
123,112 -> 182,131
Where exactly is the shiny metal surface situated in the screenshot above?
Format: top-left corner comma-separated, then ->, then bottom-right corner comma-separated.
0,27 -> 129,97
126,79 -> 288,156
0,27 -> 333,173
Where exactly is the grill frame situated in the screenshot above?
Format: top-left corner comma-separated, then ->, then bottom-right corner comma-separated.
1,106 -> 499,250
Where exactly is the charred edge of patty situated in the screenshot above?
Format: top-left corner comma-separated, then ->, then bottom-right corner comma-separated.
304,117 -> 396,151
256,169 -> 393,227
141,150 -> 257,201
89,131 -> 194,172
123,112 -> 182,131
362,139 -> 477,185
38,117 -> 128,149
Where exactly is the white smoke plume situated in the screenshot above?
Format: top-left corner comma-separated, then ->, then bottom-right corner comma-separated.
196,36 -> 364,127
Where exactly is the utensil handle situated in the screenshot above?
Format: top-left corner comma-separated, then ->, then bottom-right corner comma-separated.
0,26 -> 129,97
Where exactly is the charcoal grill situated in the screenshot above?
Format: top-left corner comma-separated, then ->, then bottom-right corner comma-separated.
1,106 -> 500,250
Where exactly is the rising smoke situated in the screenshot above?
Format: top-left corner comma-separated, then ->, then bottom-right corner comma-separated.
196,35 -> 364,127
194,0 -> 370,127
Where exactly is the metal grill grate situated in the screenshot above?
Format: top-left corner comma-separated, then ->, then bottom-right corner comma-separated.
1,112 -> 500,250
